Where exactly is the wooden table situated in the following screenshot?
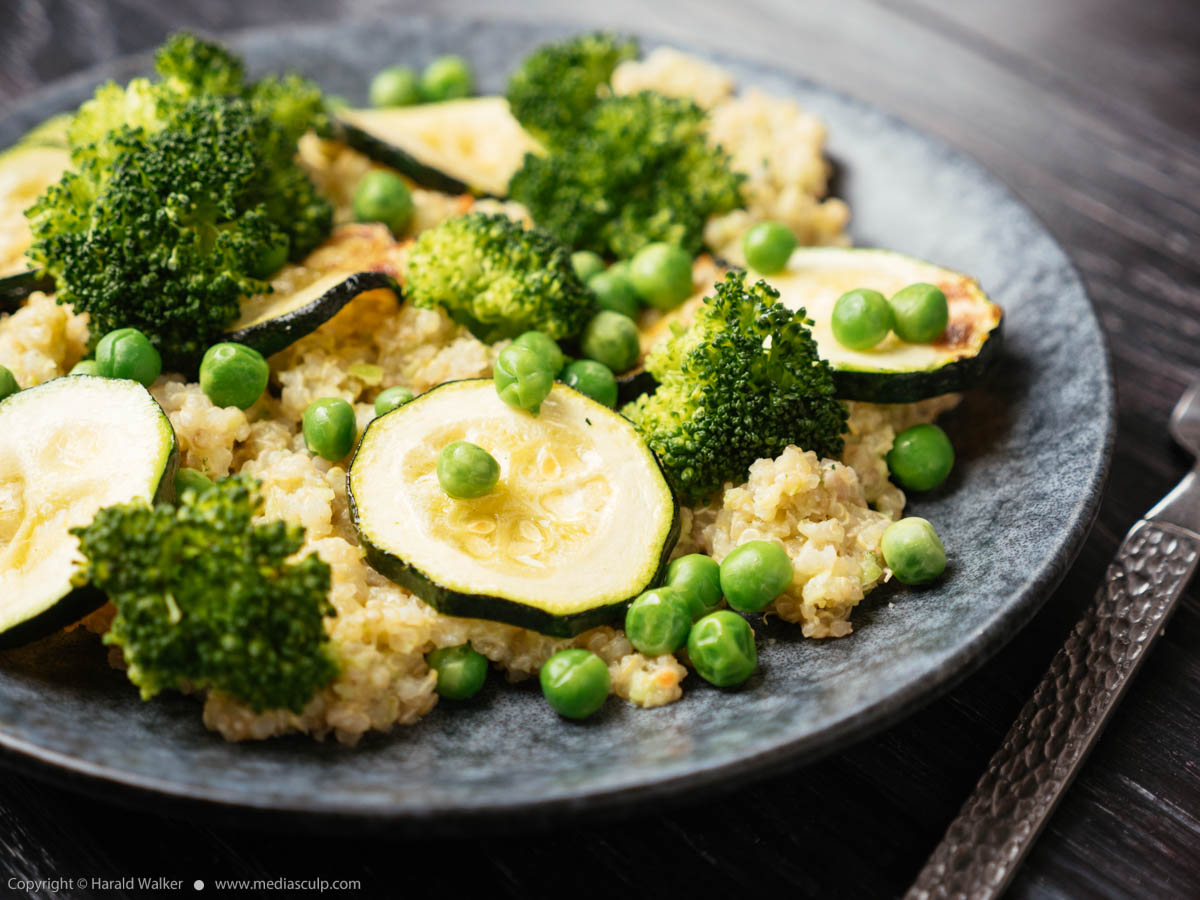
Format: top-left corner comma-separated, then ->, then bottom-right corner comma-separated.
1,1 -> 1197,896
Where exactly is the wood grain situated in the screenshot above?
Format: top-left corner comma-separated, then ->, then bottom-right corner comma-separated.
0,1 -> 1197,897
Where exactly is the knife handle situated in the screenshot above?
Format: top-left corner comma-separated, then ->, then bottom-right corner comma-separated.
906,519 -> 1200,900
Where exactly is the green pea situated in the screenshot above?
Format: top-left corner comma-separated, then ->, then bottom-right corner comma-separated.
561,359 -> 618,408
889,282 -> 949,343
175,467 -> 213,498
437,440 -> 500,499
587,269 -> 640,319
199,342 -> 269,410
369,65 -> 421,107
571,250 -> 605,284
374,385 -> 415,417
687,610 -> 757,687
581,311 -> 640,374
513,330 -> 566,375
353,169 -> 414,235
831,288 -> 894,351
250,230 -> 290,279
665,553 -> 723,619
743,221 -> 796,274
719,540 -> 793,613
94,327 -> 162,387
887,423 -> 955,492
420,55 -> 473,101
625,588 -> 693,656
494,343 -> 555,415
629,243 -> 693,311
426,644 -> 489,700
0,365 -> 19,401
302,397 -> 357,461
881,517 -> 946,585
539,648 -> 610,720
68,360 -> 99,376
609,259 -> 633,282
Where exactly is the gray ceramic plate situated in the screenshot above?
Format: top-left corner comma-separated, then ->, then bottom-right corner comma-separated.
0,18 -> 1113,830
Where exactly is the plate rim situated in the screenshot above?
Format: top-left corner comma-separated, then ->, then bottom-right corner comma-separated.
0,15 -> 1116,829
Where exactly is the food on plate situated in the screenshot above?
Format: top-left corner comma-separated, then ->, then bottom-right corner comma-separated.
72,474 -> 337,712
426,643 -> 489,700
0,31 -> 1003,743
337,97 -> 539,196
406,211 -> 592,342
493,342 -> 555,414
687,610 -> 757,688
887,423 -> 955,492
880,517 -> 947,585
624,588 -> 692,656
302,397 -> 357,462
540,648 -> 611,719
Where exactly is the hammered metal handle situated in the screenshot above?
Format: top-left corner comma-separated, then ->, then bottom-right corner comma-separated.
907,519 -> 1200,900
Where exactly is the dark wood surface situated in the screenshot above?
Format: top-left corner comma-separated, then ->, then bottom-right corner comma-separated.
1,1 -> 1198,897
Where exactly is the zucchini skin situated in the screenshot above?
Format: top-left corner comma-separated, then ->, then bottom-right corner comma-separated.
0,411 -> 177,650
222,270 -> 401,359
346,395 -> 682,638
0,269 -> 54,314
338,121 -> 471,196
0,584 -> 108,651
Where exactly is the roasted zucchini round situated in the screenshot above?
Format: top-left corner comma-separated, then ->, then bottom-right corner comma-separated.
348,379 -> 679,636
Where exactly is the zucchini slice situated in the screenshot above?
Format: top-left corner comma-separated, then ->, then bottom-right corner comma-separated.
337,97 -> 543,197
769,248 -> 1003,402
349,379 -> 679,637
223,269 -> 400,358
0,376 -> 178,649
0,142 -> 71,308
634,248 -> 1003,403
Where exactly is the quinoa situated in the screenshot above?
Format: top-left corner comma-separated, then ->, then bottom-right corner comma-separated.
0,292 -> 89,387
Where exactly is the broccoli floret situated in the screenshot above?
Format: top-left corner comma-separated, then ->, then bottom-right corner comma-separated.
28,93 -> 332,364
71,475 -> 338,714
509,91 -> 744,258
152,31 -> 247,98
248,72 -> 331,142
506,32 -> 638,142
622,271 -> 848,502
69,33 -> 325,158
406,212 -> 593,342
28,33 -> 333,363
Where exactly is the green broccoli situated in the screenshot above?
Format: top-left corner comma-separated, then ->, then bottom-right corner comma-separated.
405,212 -> 594,343
506,32 -> 638,142
71,475 -> 338,714
509,91 -> 744,258
622,271 -> 848,502
27,94 -> 332,364
67,32 -> 326,160
152,31 -> 248,98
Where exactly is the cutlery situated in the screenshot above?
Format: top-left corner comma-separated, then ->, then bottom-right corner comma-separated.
907,380 -> 1200,899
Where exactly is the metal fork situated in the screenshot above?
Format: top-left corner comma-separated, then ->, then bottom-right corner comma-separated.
907,380 -> 1200,899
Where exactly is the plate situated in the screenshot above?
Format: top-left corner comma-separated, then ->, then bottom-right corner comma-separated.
0,18 -> 1113,830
